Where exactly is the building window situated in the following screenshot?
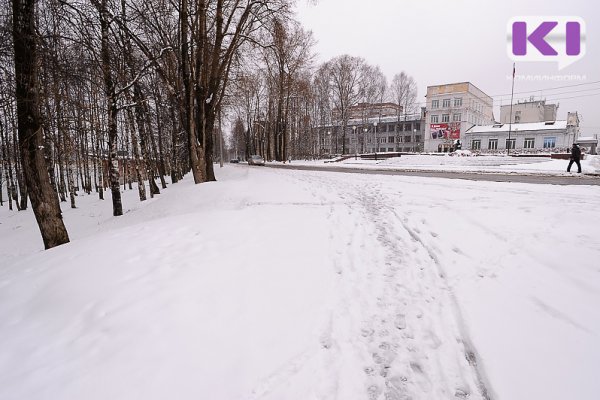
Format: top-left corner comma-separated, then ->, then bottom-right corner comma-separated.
543,137 -> 556,148
442,99 -> 451,108
471,139 -> 481,150
515,111 -> 521,123
506,138 -> 516,150
414,122 -> 420,131
431,115 -> 439,123
453,113 -> 461,122
404,123 -> 412,131
405,136 -> 412,142
388,148 -> 394,152
432,99 -> 439,109
442,114 -> 450,122
415,135 -> 421,142
454,98 -> 463,107
524,138 -> 535,149
388,136 -> 395,143
489,139 -> 498,150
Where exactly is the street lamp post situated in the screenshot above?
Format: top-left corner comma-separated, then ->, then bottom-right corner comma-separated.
413,128 -> 417,153
353,126 -> 357,160
374,121 -> 378,161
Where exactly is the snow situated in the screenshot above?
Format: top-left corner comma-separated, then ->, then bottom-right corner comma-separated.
466,120 -> 568,133
1,162 -> 599,400
288,154 -> 600,175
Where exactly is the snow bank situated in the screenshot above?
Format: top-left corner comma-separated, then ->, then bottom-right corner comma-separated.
283,154 -> 600,175
0,169 -> 336,400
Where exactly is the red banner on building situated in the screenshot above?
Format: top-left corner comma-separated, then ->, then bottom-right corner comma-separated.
430,123 -> 460,139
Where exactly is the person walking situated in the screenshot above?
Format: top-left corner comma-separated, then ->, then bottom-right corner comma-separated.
567,143 -> 582,173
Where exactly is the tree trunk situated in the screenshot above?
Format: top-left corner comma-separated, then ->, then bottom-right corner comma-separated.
126,108 -> 146,201
153,91 -> 168,189
12,0 -> 70,248
98,0 -> 123,216
169,105 -> 179,184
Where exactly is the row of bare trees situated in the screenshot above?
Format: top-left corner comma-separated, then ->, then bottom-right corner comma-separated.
1,0 -> 297,248
227,49 -> 419,161
0,0 -> 419,250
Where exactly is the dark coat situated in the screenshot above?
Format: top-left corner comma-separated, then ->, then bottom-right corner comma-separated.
571,145 -> 582,161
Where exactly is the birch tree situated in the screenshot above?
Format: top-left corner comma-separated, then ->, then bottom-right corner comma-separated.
12,0 -> 70,248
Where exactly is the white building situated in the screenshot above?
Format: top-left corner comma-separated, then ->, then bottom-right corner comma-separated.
576,136 -> 598,155
424,82 -> 494,152
465,113 -> 580,153
499,99 -> 558,124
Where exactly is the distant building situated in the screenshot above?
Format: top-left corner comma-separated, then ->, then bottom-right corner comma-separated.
332,102 -> 403,121
465,112 -> 580,153
318,107 -> 425,155
576,135 -> 598,155
424,82 -> 495,152
499,99 -> 558,124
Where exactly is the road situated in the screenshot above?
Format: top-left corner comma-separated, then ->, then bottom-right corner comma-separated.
263,163 -> 600,186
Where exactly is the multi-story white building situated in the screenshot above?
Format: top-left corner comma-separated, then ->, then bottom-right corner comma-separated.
424,82 -> 494,152
499,99 -> 558,124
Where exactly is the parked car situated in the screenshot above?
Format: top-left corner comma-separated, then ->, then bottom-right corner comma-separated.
248,155 -> 265,166
229,158 -> 240,163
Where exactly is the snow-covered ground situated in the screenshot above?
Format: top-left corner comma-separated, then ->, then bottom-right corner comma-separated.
1,163 -> 599,400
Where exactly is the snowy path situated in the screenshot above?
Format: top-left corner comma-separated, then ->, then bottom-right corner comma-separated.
248,171 -> 492,399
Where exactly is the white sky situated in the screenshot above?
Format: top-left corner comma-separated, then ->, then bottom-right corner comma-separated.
294,0 -> 600,134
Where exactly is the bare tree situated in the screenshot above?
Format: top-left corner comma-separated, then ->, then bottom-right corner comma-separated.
390,71 -> 418,121
261,19 -> 314,161
12,0 -> 70,248
326,54 -> 367,154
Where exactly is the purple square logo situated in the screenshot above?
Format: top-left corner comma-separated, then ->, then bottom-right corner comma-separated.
507,17 -> 586,69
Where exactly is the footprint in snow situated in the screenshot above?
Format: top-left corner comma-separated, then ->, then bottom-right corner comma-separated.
395,314 -> 407,330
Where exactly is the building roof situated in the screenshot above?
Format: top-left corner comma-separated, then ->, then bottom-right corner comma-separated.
351,102 -> 401,109
576,137 -> 598,143
466,120 -> 568,134
425,82 -> 491,99
317,113 -> 423,129
345,114 -> 423,126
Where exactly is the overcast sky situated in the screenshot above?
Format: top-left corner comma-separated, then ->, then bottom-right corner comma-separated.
294,0 -> 599,134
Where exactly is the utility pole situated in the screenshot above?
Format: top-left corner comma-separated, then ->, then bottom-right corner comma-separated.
508,63 -> 516,156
